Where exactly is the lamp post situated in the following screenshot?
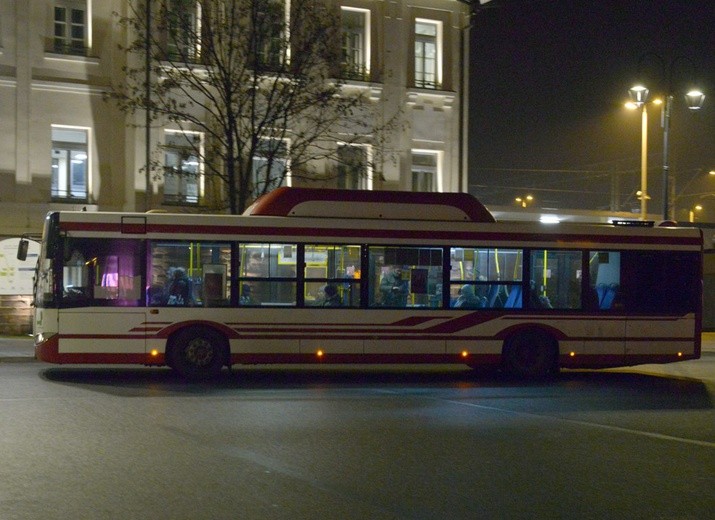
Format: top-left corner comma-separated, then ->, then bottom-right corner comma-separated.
631,53 -> 706,220
626,86 -> 652,219
661,89 -> 705,219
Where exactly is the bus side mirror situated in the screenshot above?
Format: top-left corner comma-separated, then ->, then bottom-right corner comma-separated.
17,238 -> 29,261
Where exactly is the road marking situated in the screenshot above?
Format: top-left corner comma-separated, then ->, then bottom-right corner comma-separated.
441,398 -> 715,448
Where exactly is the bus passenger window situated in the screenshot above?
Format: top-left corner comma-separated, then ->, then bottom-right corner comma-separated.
369,246 -> 443,308
589,251 -> 621,310
149,241 -> 231,307
449,248 -> 522,309
237,243 -> 297,306
530,249 -> 582,310
304,244 -> 361,307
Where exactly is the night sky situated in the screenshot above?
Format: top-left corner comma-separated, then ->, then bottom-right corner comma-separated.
468,0 -> 715,217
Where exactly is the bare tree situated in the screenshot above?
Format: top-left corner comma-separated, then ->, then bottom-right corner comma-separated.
110,0 -> 399,214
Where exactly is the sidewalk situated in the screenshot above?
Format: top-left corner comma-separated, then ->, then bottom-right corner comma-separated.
0,336 -> 35,362
2,333 -> 714,362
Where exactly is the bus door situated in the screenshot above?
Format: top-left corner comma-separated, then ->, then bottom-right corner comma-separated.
59,237 -> 147,359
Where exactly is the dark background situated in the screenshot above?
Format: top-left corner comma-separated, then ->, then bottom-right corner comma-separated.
469,0 -> 715,217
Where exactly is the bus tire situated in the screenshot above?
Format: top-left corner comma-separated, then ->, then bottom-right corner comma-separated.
168,326 -> 228,379
502,329 -> 558,378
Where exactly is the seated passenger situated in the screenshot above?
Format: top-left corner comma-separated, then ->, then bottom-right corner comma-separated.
321,284 -> 341,307
239,284 -> 254,305
167,268 -> 191,306
454,284 -> 484,308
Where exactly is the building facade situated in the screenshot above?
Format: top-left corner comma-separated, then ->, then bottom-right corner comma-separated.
1,0 -> 471,233
0,0 -> 470,332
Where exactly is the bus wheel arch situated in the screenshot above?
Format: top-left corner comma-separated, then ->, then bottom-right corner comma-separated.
501,327 -> 559,378
166,325 -> 229,379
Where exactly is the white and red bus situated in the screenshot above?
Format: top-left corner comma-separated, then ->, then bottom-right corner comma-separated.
29,187 -> 703,378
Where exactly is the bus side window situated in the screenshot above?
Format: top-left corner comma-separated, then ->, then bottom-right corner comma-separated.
529,249 -> 582,310
369,246 -> 443,308
589,251 -> 621,310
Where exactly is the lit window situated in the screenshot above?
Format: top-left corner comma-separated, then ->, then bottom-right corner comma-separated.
337,144 -> 370,190
165,0 -> 202,61
252,139 -> 289,197
53,1 -> 87,55
411,151 -> 439,192
341,8 -> 370,80
51,126 -> 89,202
414,19 -> 441,89
164,131 -> 202,205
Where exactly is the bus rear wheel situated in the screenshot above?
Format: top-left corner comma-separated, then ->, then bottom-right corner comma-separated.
502,329 -> 558,378
168,327 -> 227,379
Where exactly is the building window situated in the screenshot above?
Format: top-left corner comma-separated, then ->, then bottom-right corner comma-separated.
164,0 -> 201,61
340,8 -> 370,80
53,1 -> 87,56
51,126 -> 89,202
414,19 -> 441,89
164,131 -> 202,205
411,151 -> 439,192
255,0 -> 286,70
252,139 -> 289,197
337,144 -> 370,190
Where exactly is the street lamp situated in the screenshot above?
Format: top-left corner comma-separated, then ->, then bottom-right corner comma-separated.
515,194 -> 533,208
626,86 -> 657,219
631,53 -> 706,220
689,204 -> 703,223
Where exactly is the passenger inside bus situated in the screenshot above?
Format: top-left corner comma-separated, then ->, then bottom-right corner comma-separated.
320,285 -> 341,306
529,279 -> 552,309
454,284 -> 484,308
167,268 -> 191,305
380,266 -> 408,306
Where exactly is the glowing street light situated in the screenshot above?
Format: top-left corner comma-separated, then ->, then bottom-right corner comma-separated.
630,53 -> 706,220
515,194 -> 533,208
626,88 -> 662,220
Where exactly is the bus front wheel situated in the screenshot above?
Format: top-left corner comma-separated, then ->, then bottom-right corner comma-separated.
502,329 -> 558,378
168,327 -> 228,379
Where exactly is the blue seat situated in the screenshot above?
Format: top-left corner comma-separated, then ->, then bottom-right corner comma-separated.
504,286 -> 522,308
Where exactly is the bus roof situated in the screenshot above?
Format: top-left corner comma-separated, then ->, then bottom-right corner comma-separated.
243,187 -> 496,223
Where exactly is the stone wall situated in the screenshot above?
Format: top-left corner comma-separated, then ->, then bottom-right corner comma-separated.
0,295 -> 33,336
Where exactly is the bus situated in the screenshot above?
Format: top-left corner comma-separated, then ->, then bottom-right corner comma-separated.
28,187 -> 703,379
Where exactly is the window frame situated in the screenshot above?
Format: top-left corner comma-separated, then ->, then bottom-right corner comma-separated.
414,18 -> 442,89
340,7 -> 371,81
51,125 -> 90,203
52,0 -> 89,56
252,138 -> 291,198
337,143 -> 372,190
411,150 -> 441,192
163,129 -> 204,205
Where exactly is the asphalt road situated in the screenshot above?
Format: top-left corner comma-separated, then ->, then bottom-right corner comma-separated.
0,354 -> 713,520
